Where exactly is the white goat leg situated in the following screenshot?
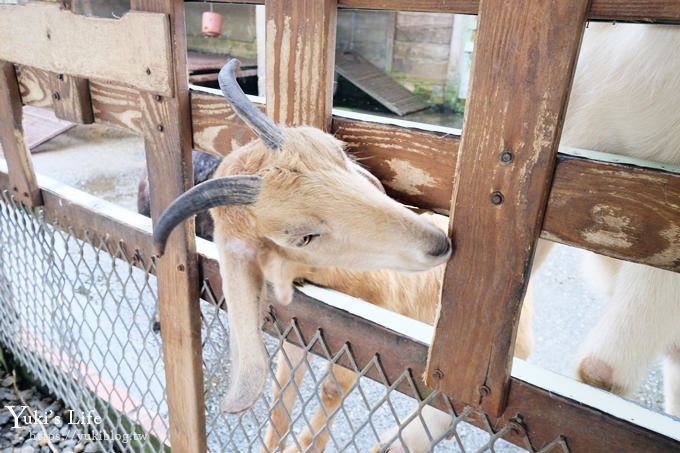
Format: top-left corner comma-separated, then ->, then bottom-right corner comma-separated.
576,260 -> 680,395
663,343 -> 680,418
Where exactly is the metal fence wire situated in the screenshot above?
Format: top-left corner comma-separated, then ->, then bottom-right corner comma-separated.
200,283 -> 569,453
0,190 -> 169,452
0,189 -> 569,452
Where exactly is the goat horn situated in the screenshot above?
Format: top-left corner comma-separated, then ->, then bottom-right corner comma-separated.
152,175 -> 261,256
219,59 -> 282,150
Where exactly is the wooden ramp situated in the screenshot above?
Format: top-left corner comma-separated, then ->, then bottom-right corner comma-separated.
187,52 -> 257,85
335,51 -> 428,116
0,106 -> 74,154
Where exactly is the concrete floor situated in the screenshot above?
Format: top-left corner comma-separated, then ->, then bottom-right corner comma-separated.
10,118 -> 669,448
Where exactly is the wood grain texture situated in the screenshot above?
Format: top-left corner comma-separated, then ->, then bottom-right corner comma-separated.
589,0 -> 680,22
13,69 -> 680,274
190,91 -> 257,155
49,73 -> 94,124
16,66 -> 53,108
426,0 -> 590,416
206,0 -> 680,21
341,0 -> 680,22
265,0 -> 337,129
543,155 -> 680,272
0,2 -> 174,95
90,80 -> 144,134
332,117 -> 458,211
130,1 -> 206,452
0,62 -> 42,206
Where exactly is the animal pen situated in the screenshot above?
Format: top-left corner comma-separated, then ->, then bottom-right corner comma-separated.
1,0 -> 680,452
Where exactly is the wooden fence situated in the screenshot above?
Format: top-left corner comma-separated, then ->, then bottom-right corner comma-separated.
1,0 -> 680,451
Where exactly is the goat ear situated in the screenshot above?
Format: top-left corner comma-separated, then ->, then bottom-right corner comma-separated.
352,161 -> 386,194
219,250 -> 269,413
153,175 -> 261,256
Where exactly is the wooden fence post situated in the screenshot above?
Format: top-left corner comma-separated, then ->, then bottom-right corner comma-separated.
0,61 -> 42,207
130,1 -> 206,451
265,0 -> 338,129
426,0 -> 591,417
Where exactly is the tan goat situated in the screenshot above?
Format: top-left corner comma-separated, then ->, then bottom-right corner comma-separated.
153,60 -> 533,452
154,59 -> 454,413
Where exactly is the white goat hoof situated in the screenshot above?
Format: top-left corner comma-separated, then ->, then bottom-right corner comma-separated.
578,355 -> 625,394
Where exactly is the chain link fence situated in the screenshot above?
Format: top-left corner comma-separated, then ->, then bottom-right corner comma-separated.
0,190 -> 168,451
0,188 -> 570,452
200,279 -> 569,453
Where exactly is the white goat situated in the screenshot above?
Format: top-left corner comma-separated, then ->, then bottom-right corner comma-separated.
370,21 -> 680,452
556,22 -> 680,416
153,60 -> 533,452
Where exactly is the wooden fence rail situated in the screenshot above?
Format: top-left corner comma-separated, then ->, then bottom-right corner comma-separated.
1,0 -> 680,451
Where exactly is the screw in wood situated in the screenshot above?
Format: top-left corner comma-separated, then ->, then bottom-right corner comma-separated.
52,92 -> 61,101
155,94 -> 163,102
176,263 -> 185,272
479,384 -> 491,397
157,124 -> 164,132
499,150 -> 514,164
431,368 -> 444,380
490,191 -> 504,205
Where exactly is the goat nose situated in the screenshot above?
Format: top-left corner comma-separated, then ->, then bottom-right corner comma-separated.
428,236 -> 452,258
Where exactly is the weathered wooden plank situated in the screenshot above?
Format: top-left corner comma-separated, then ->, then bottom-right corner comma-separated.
337,0 -> 680,22
589,0 -> 680,23
0,62 -> 42,207
49,73 -> 94,124
90,80 -> 144,134
12,69 -> 680,273
130,1 -> 206,452
331,116 -> 457,211
190,91 -> 257,155
204,0 -> 680,21
16,66 -> 54,108
0,2 -> 174,95
340,0 -> 479,13
426,0 -> 590,416
265,0 -> 337,129
543,155 -> 680,272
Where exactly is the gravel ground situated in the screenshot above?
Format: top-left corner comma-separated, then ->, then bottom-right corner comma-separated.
0,366 -> 96,453
0,119 -> 669,451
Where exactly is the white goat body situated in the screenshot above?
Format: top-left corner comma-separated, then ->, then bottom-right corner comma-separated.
558,22 -> 680,416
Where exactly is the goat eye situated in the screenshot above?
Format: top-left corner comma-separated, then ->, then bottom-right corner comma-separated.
295,234 -> 319,247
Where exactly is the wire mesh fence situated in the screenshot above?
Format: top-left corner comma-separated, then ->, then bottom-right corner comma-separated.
0,190 -> 169,452
200,279 -> 569,453
0,188 -> 571,452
